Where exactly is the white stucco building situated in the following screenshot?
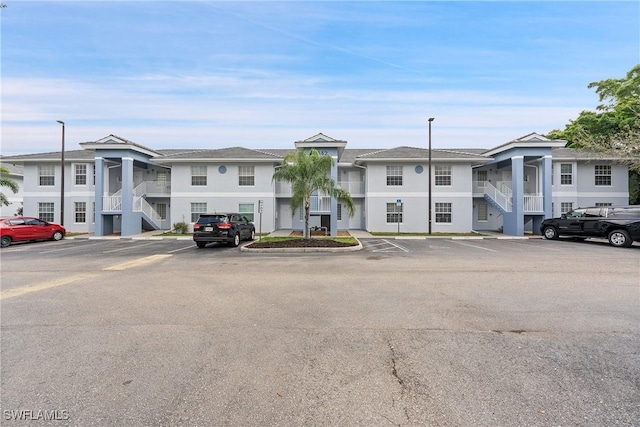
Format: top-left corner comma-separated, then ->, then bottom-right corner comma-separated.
3,132 -> 630,237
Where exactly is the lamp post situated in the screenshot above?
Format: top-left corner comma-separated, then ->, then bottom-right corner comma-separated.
56,120 -> 65,226
428,117 -> 434,234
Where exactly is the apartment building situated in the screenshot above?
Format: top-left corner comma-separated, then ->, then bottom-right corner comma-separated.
3,132 -> 629,237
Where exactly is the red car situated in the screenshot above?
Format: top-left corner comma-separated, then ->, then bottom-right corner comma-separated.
0,216 -> 66,248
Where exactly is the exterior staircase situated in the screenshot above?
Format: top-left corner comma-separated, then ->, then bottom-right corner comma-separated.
102,182 -> 163,230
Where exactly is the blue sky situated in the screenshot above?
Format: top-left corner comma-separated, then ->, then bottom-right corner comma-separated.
1,1 -> 639,155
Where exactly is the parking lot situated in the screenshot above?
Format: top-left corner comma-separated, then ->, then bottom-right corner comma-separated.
1,236 -> 639,426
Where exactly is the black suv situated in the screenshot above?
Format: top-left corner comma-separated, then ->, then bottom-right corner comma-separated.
193,213 -> 255,248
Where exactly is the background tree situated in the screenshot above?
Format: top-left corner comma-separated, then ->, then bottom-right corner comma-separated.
547,64 -> 640,204
272,149 -> 355,239
0,165 -> 19,208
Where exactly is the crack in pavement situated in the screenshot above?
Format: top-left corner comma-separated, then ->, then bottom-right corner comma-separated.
385,337 -> 410,424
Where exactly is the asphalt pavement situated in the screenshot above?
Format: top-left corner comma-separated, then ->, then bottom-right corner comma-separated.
1,237 -> 638,426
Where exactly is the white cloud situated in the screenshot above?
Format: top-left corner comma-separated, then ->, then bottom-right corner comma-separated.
1,74 -> 589,156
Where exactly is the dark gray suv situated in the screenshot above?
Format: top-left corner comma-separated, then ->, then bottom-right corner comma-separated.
192,213 -> 255,248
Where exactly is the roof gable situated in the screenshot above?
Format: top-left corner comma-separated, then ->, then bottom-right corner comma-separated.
80,134 -> 160,157
514,132 -> 551,142
302,133 -> 340,143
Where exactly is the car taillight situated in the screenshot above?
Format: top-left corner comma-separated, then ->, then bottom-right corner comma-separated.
193,224 -> 201,231
218,223 -> 231,229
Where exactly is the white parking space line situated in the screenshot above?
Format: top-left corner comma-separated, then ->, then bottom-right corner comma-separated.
167,244 -> 196,253
102,242 -> 160,253
39,241 -> 104,254
368,239 -> 411,253
365,241 -> 391,249
451,240 -> 498,252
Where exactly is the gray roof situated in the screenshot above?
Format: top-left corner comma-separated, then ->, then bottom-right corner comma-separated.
354,146 -> 490,161
0,162 -> 24,175
550,147 -> 635,161
4,145 -> 613,165
154,146 -> 283,162
1,149 -> 95,162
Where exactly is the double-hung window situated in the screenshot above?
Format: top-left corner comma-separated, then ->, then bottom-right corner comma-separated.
38,202 -> 55,222
386,203 -> 402,223
239,203 -> 254,221
477,202 -> 488,221
190,202 -> 207,222
560,164 -> 573,185
74,202 -> 87,223
39,166 -> 55,186
74,164 -> 87,185
157,171 -> 168,189
561,202 -> 573,214
435,202 -> 452,223
156,203 -> 167,220
435,165 -> 452,186
238,166 -> 255,186
594,165 -> 611,186
191,166 -> 207,186
386,166 -> 403,186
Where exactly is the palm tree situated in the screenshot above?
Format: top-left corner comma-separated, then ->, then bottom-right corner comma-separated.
0,166 -> 19,207
272,149 -> 355,239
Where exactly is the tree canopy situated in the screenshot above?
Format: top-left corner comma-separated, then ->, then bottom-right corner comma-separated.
547,64 -> 640,203
0,166 -> 19,207
272,149 -> 355,239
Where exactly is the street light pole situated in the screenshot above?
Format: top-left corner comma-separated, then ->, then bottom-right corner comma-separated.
428,117 -> 434,235
56,120 -> 65,226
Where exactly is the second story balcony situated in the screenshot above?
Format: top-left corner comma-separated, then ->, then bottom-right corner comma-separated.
275,180 -> 364,197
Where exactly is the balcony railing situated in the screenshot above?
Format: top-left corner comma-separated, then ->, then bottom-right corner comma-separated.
275,181 -> 292,196
475,181 -> 543,213
310,195 -> 331,212
524,195 -> 543,212
134,181 -> 171,196
103,195 -> 122,211
337,181 -> 365,195
276,181 -> 364,196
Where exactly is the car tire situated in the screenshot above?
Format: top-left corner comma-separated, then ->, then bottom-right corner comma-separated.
249,229 -> 255,241
608,229 -> 633,248
196,241 -> 206,248
543,226 -> 559,240
51,231 -> 64,241
231,233 -> 240,247
1,236 -> 12,248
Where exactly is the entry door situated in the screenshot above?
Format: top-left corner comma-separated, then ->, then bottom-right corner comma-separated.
349,200 -> 362,229
279,202 -> 292,229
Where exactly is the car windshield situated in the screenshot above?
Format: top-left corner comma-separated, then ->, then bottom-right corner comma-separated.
197,215 -> 226,224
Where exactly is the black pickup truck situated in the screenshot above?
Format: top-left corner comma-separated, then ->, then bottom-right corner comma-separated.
541,206 -> 640,247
